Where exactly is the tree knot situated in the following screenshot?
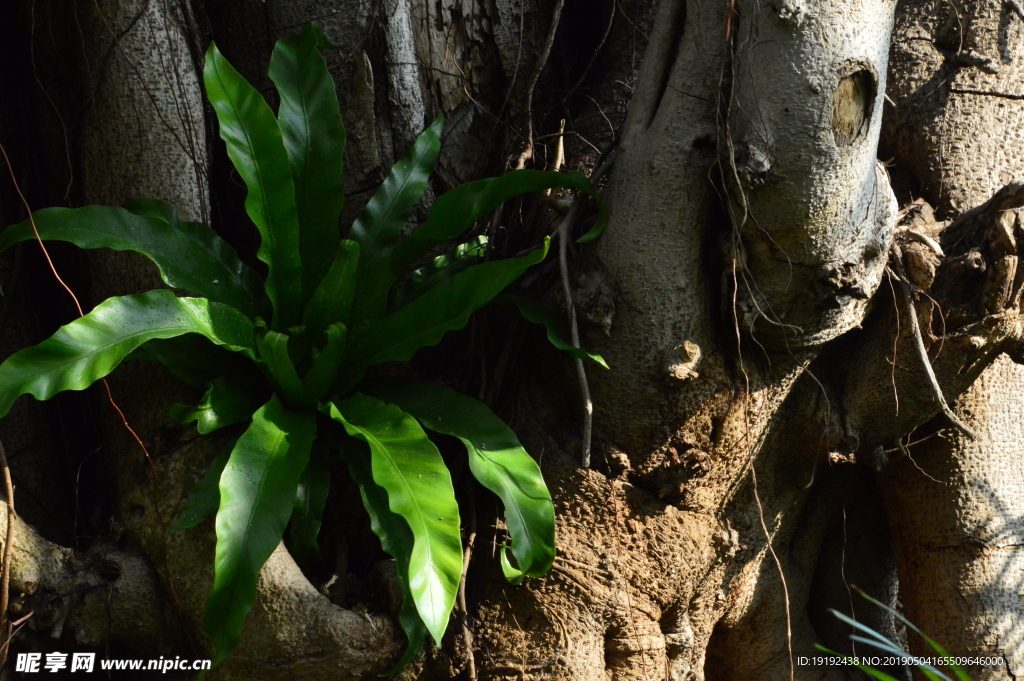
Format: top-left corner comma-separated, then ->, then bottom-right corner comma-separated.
666,341 -> 702,380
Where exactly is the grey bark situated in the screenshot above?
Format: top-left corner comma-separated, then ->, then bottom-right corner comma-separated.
1,0 -> 1023,679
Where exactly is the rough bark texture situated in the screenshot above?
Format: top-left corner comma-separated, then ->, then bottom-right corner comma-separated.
724,0 -> 898,348
0,0 -> 1023,679
877,2 -> 1024,677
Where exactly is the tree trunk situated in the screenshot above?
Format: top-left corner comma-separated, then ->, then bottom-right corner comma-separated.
0,0 -> 1021,679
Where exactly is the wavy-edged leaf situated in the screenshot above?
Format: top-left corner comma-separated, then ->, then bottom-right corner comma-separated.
0,291 -> 255,419
501,295 -> 608,369
203,394 -> 316,665
336,240 -> 548,393
269,24 -> 345,302
391,170 -> 605,273
303,240 -> 359,335
302,322 -> 346,400
388,235 -> 488,313
171,374 -> 269,435
324,394 -> 461,643
342,440 -> 426,674
204,42 -> 303,329
130,335 -> 257,389
256,331 -> 308,408
364,378 -> 554,578
349,116 -> 444,328
289,441 -> 331,567
170,449 -> 231,534
0,204 -> 268,319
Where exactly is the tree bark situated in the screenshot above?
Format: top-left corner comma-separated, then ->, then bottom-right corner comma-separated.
1,0 -> 1022,679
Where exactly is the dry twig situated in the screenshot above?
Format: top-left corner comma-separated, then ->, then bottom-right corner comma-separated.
890,245 -> 976,439
513,0 -> 566,169
458,492 -> 478,680
556,202 -> 593,467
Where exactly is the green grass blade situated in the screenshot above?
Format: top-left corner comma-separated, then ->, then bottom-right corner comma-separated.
829,609 -> 901,648
364,377 -> 555,578
847,638 -> 952,681
501,295 -> 608,368
0,203 -> 268,319
324,394 -> 461,643
303,240 -> 359,335
349,116 -> 444,327
203,394 -> 317,665
813,645 -> 902,681
832,610 -> 954,680
341,440 -> 427,674
289,441 -> 331,567
170,448 -> 231,534
170,375 -> 269,434
390,170 -> 606,273
854,589 -> 972,681
268,23 -> 345,303
336,240 -> 548,393
0,291 -> 254,419
204,42 -> 303,329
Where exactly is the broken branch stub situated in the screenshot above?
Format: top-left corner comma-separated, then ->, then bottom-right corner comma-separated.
723,0 -> 898,348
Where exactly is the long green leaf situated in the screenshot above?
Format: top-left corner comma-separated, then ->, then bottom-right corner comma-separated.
130,335 -> 257,389
203,394 -> 317,665
289,441 -> 331,567
204,42 -> 303,329
0,203 -> 268,319
0,291 -> 254,419
301,322 -> 347,401
171,375 -> 269,435
336,240 -> 548,393
268,23 -> 345,303
303,240 -> 359,335
256,331 -> 307,408
342,440 -> 426,674
364,378 -> 554,578
349,116 -> 444,328
501,295 -> 608,368
390,170 -> 605,274
324,394 -> 461,643
388,235 -> 488,313
170,449 -> 231,534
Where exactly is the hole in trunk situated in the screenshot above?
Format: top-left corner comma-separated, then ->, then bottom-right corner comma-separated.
831,68 -> 875,147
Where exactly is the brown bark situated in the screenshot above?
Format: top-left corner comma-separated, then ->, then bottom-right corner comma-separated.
0,0 -> 1022,679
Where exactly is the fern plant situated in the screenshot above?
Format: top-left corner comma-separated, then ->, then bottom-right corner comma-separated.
0,23 -> 605,670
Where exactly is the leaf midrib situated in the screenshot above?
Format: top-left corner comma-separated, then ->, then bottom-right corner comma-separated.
468,443 -> 536,566
363,137 -> 434,250
359,423 -> 447,613
213,60 -> 278,269
229,424 -> 287,580
7,317 -> 208,395
358,269 -> 514,366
